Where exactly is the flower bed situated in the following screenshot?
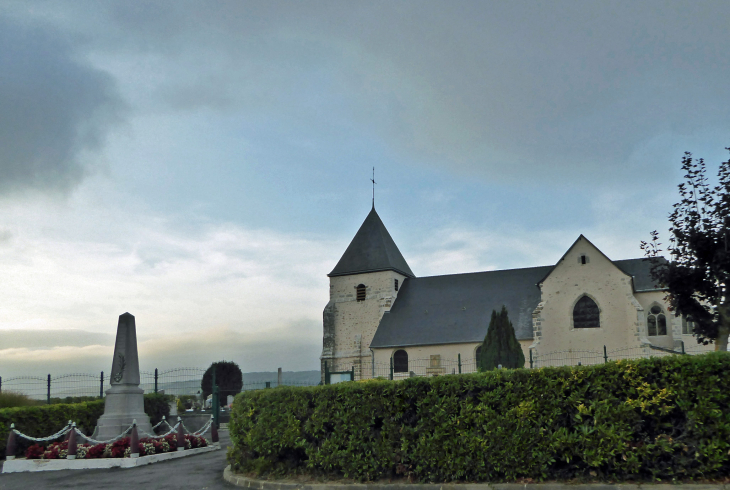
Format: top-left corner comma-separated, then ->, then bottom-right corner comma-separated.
23,434 -> 208,460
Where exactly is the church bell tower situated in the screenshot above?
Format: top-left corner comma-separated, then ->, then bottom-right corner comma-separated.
321,205 -> 415,382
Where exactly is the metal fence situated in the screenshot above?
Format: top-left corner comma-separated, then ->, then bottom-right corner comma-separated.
531,341 -> 713,368
0,368 -> 207,402
2,342 -> 715,398
324,356 -> 480,381
0,368 -> 321,402
241,381 -> 319,391
323,341 -> 716,382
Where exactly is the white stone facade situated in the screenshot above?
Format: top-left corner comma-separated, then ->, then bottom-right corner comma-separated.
323,229 -> 716,379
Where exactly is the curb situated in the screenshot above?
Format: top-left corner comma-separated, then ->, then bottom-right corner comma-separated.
3,443 -> 221,473
222,468 -> 729,490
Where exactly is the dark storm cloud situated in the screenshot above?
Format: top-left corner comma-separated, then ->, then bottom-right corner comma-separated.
0,15 -> 122,195
9,1 -> 730,186
94,1 -> 730,182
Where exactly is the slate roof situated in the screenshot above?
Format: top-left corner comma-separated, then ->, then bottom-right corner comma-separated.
370,265 -> 552,347
329,207 -> 415,278
613,258 -> 666,291
370,256 -> 665,349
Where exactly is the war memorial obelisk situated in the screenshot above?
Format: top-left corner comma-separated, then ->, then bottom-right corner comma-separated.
95,312 -> 153,439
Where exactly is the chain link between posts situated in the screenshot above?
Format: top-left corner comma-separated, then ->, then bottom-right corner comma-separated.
10,415 -> 213,446
11,422 -> 73,442
73,423 -> 135,445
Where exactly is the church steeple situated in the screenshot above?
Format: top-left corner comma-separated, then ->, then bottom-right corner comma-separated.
328,207 -> 415,278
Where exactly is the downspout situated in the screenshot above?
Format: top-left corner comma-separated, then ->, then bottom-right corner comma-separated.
370,348 -> 375,378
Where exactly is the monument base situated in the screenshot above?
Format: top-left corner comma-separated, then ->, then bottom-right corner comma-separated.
94,384 -> 153,440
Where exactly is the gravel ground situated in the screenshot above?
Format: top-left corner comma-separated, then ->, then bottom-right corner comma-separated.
0,432 -> 235,490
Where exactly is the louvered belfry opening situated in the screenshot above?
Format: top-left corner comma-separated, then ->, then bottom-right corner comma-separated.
356,284 -> 366,301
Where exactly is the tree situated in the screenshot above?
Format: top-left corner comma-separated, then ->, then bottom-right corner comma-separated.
201,361 -> 243,401
641,147 -> 730,351
477,306 -> 525,371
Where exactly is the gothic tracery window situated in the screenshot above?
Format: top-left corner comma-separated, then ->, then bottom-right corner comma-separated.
647,305 -> 667,336
573,295 -> 600,329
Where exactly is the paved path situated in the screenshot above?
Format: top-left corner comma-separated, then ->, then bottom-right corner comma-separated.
0,432 -> 235,490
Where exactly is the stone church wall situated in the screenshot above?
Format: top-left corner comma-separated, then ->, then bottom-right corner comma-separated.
533,237 -> 645,354
321,270 -> 408,380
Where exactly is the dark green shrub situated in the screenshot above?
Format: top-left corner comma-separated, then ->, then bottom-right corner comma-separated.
177,394 -> 201,411
228,353 -> 730,482
49,396 -> 99,405
202,361 -> 243,401
143,393 -> 172,426
478,306 -> 525,371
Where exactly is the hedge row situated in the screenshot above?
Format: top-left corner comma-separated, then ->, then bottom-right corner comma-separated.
1,393 -> 172,459
1,400 -> 105,458
228,353 -> 730,482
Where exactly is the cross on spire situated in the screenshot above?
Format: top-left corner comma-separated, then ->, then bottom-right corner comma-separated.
370,167 -> 377,208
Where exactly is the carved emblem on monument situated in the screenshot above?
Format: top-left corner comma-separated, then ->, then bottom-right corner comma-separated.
112,354 -> 126,383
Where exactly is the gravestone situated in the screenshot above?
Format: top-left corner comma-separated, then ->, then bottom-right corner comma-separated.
94,313 -> 153,440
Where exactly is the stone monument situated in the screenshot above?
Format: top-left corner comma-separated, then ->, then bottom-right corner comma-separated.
94,312 -> 153,439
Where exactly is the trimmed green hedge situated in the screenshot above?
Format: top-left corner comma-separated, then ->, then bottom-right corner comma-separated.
1,400 -> 105,458
228,353 -> 730,482
1,393 -> 173,458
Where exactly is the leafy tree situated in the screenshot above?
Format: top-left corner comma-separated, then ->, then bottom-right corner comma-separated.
478,306 -> 525,371
641,147 -> 730,351
201,360 -> 243,401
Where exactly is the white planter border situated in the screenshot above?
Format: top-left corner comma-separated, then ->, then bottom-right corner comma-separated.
2,443 -> 220,473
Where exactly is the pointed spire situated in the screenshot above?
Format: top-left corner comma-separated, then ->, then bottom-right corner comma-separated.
329,207 -> 415,278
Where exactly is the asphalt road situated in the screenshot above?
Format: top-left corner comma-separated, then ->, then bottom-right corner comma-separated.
0,431 -> 236,490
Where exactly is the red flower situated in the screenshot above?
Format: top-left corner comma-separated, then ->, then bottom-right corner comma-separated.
110,437 -> 130,458
25,444 -> 44,459
163,434 -> 177,450
86,444 -> 106,459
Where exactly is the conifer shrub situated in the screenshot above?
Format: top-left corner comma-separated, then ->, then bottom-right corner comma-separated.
228,353 -> 730,482
478,306 -> 525,370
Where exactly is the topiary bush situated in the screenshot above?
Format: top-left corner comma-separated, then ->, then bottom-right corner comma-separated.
228,353 -> 730,483
202,361 -> 243,401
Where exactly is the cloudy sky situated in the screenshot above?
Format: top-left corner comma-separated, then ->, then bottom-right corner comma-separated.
1,1 -> 729,378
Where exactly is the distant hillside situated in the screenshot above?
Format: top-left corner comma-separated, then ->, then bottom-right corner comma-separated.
242,370 -> 320,387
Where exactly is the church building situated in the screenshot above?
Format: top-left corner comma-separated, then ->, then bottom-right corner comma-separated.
321,206 -> 708,381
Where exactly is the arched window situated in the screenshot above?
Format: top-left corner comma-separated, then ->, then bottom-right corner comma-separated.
648,305 -> 667,336
356,284 -> 366,302
475,345 -> 482,363
573,295 -> 600,329
393,349 -> 408,373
